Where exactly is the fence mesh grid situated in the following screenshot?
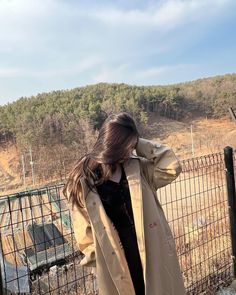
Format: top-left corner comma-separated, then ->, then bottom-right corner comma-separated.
159,152 -> 232,294
0,152 -> 234,294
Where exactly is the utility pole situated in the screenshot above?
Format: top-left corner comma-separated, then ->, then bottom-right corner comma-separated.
29,146 -> 35,186
21,154 -> 26,189
191,124 -> 195,157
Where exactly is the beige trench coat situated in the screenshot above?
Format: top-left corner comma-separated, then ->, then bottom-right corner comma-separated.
69,138 -> 186,295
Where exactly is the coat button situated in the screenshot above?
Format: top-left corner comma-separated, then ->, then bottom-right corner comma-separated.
111,251 -> 115,255
93,202 -> 96,206
120,275 -> 124,280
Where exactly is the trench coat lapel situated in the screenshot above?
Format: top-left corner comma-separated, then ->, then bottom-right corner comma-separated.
123,158 -> 146,281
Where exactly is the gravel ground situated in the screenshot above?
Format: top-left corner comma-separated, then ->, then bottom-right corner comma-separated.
216,287 -> 236,295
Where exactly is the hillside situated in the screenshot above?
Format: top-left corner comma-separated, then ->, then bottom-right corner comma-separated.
0,73 -> 236,195
1,114 -> 235,196
1,73 -> 236,147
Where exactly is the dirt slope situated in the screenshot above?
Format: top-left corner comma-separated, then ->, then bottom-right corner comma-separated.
0,143 -> 22,193
0,116 -> 235,195
145,114 -> 236,158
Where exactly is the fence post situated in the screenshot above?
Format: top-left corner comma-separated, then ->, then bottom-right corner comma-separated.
0,268 -> 4,295
224,146 -> 236,278
0,243 -> 5,295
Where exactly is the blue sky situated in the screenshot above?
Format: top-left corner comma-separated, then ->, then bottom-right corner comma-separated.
0,0 -> 236,105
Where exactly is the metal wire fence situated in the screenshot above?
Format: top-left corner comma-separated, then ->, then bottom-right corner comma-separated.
159,152 -> 233,294
0,151 -> 234,294
0,185 -> 97,295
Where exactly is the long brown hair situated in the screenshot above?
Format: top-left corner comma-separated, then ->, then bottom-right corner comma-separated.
63,112 -> 139,208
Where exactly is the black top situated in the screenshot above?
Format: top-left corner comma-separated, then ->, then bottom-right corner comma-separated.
95,165 -> 135,230
95,165 -> 145,295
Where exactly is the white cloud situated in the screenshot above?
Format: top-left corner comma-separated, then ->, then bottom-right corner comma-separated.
93,63 -> 131,83
134,66 -> 167,79
30,55 -> 104,78
90,0 -> 233,31
0,67 -> 22,78
133,64 -> 200,82
0,0 -> 235,104
0,0 -> 55,52
93,63 -> 200,85
0,56 -> 103,78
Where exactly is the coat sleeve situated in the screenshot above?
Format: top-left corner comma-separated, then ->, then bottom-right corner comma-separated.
135,138 -> 182,191
68,199 -> 96,267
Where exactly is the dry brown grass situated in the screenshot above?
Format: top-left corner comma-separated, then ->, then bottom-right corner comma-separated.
159,167 -> 233,294
1,116 -> 235,196
31,257 -> 97,295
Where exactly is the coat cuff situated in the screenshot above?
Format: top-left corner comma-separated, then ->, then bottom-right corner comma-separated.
136,138 -> 165,160
80,247 -> 96,267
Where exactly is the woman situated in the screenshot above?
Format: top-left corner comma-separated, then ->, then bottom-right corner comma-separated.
64,112 -> 186,295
